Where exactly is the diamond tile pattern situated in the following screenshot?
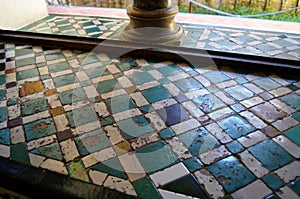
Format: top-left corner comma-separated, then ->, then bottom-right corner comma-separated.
0,40 -> 299,199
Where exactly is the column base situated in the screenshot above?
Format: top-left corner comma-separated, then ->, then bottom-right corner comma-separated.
119,5 -> 185,46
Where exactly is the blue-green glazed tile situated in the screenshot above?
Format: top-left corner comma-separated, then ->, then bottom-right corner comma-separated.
74,129 -> 110,156
140,105 -> 152,113
235,77 -> 248,84
100,117 -> 113,127
96,79 -> 121,94
85,66 -> 109,79
156,103 -> 189,126
0,107 -> 7,122
80,80 -> 92,87
253,78 -> 280,91
129,72 -> 154,85
159,128 -> 175,139
157,65 -> 183,77
203,71 -> 230,84
116,60 -> 137,72
21,98 -> 48,116
59,87 -> 87,105
118,115 -> 154,140
78,54 -> 100,65
225,85 -> 254,101
192,94 -> 225,113
179,127 -> 220,156
174,78 -> 203,93
15,48 -> 33,56
262,173 -> 285,190
284,125 -> 300,146
106,94 -> 136,114
288,177 -> 300,197
24,118 -> 56,141
45,53 -> 65,61
40,74 -> 50,81
37,62 -> 46,67
218,115 -> 255,139
0,128 -> 10,145
248,140 -> 293,171
208,156 -> 255,193
0,74 -> 5,84
16,68 -> 39,80
48,61 -> 70,73
136,141 -> 178,174
7,99 -> 18,106
280,94 -> 300,111
91,157 -> 127,179
31,143 -> 63,161
132,177 -> 161,199
158,77 -> 170,84
11,143 -> 30,165
226,141 -> 244,154
291,112 -> 300,122
16,57 -> 36,68
53,74 -> 77,88
142,86 -> 172,103
59,25 -> 74,31
86,27 -> 100,34
183,157 -> 203,172
66,106 -> 98,128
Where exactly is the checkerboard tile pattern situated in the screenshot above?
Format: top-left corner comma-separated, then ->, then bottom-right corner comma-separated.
20,15 -> 300,61
20,15 -> 128,38
0,42 -> 300,199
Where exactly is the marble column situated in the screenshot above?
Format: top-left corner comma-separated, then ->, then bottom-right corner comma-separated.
120,0 -> 184,45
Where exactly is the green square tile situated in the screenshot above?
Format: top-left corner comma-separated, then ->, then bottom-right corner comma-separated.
56,19 -> 69,25
179,127 -> 220,156
132,177 -> 161,199
48,61 -> 70,73
174,78 -> 203,93
288,177 -> 300,197
158,78 -> 170,84
40,74 -> 50,81
100,117 -> 113,127
78,54 -> 100,65
230,104 -> 246,113
91,157 -> 127,179
0,128 -> 10,145
16,68 -> 39,80
11,143 -> 30,165
86,27 -> 100,34
45,53 -> 65,61
66,106 -> 98,128
80,80 -> 92,87
96,79 -> 121,94
183,157 -> 203,172
67,160 -> 90,182
107,94 -> 136,114
59,25 -> 74,31
37,62 -> 46,67
208,156 -> 256,193
0,74 -> 5,84
291,112 -> 300,122
115,60 -> 137,72
85,66 -> 109,79
136,141 -> 178,174
253,78 -> 280,91
235,77 -> 248,84
129,72 -> 154,85
21,97 -> 48,116
118,115 -> 154,140
31,143 -> 63,161
284,126 -> 300,146
140,105 -> 153,113
262,173 -> 285,190
157,65 -> 183,77
226,141 -> 244,154
0,107 -> 7,122
280,94 -> 300,111
16,57 -> 36,67
225,85 -> 254,101
142,86 -> 172,103
203,71 -> 230,84
74,129 -> 110,156
159,128 -> 175,139
192,94 -> 225,113
53,74 -> 77,87
59,87 -> 87,105
24,118 -> 56,141
16,48 -> 33,56
248,140 -> 293,171
218,115 -> 255,139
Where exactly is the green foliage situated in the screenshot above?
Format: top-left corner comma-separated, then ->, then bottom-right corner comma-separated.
179,5 -> 300,22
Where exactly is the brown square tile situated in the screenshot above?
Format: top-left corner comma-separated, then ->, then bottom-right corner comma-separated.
250,102 -> 286,123
50,106 -> 65,116
45,88 -> 57,96
20,81 -> 43,97
114,141 -> 132,155
261,126 -> 280,137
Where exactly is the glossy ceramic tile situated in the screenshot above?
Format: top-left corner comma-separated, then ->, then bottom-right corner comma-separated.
0,41 -> 299,199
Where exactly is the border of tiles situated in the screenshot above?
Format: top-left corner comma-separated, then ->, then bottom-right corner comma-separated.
0,157 -> 136,199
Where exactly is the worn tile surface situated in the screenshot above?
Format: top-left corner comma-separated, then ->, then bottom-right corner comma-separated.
0,38 -> 299,199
